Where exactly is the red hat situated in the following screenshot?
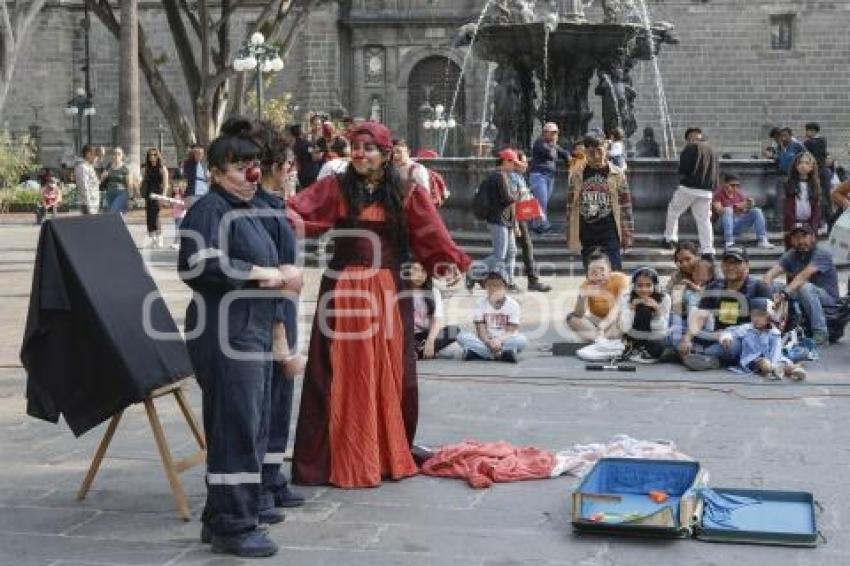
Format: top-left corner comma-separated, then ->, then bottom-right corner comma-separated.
346,121 -> 393,152
497,148 -> 522,165
415,148 -> 439,159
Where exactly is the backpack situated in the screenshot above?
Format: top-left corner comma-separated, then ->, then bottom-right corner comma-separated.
472,179 -> 491,220
783,294 -> 850,344
408,164 -> 449,208
825,296 -> 850,343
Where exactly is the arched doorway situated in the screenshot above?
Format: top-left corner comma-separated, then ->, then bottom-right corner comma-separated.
406,56 -> 465,157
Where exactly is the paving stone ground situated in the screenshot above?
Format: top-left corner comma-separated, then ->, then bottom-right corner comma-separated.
1,212 -> 849,565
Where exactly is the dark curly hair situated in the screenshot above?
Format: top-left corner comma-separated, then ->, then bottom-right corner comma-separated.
207,116 -> 262,171
253,120 -> 293,175
338,159 -> 409,261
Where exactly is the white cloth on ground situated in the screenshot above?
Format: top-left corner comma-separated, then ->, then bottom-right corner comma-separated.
576,337 -> 626,361
549,434 -> 695,478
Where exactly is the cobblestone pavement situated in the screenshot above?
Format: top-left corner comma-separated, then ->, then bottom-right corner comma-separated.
0,214 -> 848,565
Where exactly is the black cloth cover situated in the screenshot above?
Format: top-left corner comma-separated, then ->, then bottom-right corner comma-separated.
20,214 -> 193,436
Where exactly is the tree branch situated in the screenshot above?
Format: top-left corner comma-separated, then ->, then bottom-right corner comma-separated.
162,0 -> 202,98
86,0 -> 195,151
1,1 -> 15,48
19,0 -> 49,33
87,0 -> 120,37
177,0 -> 202,39
210,0 -> 248,34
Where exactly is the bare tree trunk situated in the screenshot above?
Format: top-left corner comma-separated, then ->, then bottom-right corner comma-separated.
118,0 -> 141,177
86,0 -> 195,157
0,0 -> 49,116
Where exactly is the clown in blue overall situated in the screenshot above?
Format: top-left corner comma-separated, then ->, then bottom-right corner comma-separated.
251,120 -> 307,511
178,117 -> 301,558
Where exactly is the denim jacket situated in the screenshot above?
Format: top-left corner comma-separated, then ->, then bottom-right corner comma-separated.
720,323 -> 782,372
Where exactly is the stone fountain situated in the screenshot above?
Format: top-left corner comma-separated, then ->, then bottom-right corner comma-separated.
462,0 -> 678,147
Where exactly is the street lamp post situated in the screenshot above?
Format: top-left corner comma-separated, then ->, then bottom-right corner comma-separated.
233,32 -> 284,120
156,121 -> 166,152
65,88 -> 96,155
422,103 -> 457,156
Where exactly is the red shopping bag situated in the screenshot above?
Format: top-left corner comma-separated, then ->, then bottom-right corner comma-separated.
515,198 -> 543,222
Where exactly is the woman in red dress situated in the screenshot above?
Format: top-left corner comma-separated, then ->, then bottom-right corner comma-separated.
287,122 -> 470,488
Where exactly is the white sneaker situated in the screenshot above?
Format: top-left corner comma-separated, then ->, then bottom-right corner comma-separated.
142,235 -> 153,248
170,242 -> 180,251
724,241 -> 734,249
757,238 -> 775,249
155,235 -> 164,248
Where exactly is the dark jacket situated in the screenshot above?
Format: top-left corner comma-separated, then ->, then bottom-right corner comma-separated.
481,170 -> 516,226
783,178 -> 821,233
678,142 -> 718,191
181,158 -> 207,197
530,137 -> 570,176
803,136 -> 828,167
294,137 -> 321,189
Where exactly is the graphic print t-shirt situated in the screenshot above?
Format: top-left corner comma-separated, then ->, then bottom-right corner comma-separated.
473,296 -> 521,340
580,166 -> 616,244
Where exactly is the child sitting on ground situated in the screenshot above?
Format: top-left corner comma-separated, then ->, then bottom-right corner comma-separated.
408,261 -> 460,359
666,252 -> 715,352
567,250 -> 629,342
457,269 -> 528,363
619,267 -> 672,364
719,298 -> 807,380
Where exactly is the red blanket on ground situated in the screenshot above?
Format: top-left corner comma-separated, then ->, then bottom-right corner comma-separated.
420,441 -> 556,488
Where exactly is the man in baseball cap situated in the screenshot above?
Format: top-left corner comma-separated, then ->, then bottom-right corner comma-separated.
466,148 -> 521,292
763,221 -> 839,345
679,243 -> 773,371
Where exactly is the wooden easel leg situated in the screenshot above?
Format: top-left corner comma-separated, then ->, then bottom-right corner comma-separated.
144,398 -> 192,521
173,388 -> 206,450
77,411 -> 124,501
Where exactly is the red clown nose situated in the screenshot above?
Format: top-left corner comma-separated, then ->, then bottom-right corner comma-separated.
245,166 -> 261,183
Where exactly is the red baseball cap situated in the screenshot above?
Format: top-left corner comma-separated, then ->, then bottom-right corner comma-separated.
346,121 -> 394,152
497,148 -> 522,165
415,148 -> 439,159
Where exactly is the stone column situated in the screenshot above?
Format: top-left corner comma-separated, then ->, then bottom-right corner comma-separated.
561,0 -> 587,23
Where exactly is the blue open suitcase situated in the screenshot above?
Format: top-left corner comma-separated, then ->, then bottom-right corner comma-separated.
571,458 -> 818,547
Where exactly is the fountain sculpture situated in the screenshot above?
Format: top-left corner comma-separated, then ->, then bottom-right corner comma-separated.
459,0 -> 678,148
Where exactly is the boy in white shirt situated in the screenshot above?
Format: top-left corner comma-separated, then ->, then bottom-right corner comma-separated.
457,269 -> 528,363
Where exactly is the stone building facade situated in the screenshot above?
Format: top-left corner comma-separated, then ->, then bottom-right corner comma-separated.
2,0 -> 849,168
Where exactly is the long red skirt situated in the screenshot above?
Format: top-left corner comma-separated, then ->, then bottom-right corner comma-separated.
292,266 -> 418,488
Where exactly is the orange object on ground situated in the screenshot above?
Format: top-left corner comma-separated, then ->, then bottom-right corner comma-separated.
420,441 -> 556,488
649,490 -> 669,503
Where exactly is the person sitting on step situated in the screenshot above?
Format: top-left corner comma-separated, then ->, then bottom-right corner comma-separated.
711,172 -> 774,250
763,222 -> 839,346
